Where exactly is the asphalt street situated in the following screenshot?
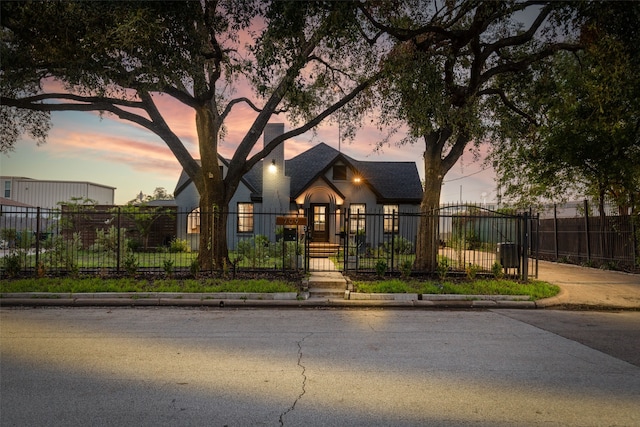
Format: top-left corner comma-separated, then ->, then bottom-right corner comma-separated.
1,307 -> 639,426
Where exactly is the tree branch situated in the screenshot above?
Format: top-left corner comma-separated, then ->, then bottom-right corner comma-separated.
478,87 -> 538,125
243,72 -> 382,175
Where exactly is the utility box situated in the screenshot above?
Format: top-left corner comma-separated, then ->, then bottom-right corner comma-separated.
496,243 -> 519,268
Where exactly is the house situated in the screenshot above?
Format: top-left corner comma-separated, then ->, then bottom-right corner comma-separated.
1,176 -> 115,210
174,123 -> 423,250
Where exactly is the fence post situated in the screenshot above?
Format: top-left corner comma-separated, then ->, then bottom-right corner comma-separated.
116,207 -> 121,273
535,212 -> 540,279
390,210 -> 396,273
584,199 -> 591,263
553,203 -> 559,260
35,207 -> 41,273
522,211 -> 529,281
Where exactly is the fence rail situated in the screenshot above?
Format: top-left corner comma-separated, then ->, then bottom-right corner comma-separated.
1,204 -> 540,279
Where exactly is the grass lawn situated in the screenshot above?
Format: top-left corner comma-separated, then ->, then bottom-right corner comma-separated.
0,277 -> 298,294
352,278 -> 560,300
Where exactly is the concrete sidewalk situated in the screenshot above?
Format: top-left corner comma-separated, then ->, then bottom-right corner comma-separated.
535,260 -> 640,309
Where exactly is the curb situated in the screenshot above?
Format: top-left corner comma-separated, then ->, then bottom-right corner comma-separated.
0,293 -> 538,309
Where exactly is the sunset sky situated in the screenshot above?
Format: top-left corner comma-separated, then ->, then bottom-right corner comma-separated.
0,100 -> 497,206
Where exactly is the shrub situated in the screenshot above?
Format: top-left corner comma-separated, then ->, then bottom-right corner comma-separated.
399,260 -> 412,278
382,236 -> 414,255
123,252 -> 139,276
2,251 -> 23,278
1,228 -> 17,248
169,237 -> 190,253
375,259 -> 387,277
466,263 -> 480,280
492,261 -> 504,279
437,257 -> 449,281
17,230 -> 35,250
163,259 -> 174,276
189,258 -> 200,276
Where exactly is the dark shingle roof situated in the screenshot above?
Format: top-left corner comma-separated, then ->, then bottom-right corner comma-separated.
175,143 -> 423,203
286,143 -> 422,202
285,143 -> 340,198
350,159 -> 424,201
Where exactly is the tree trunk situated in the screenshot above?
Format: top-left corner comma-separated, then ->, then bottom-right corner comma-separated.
195,104 -> 228,271
414,146 -> 445,272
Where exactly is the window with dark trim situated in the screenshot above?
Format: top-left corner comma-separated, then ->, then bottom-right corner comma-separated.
349,203 -> 366,234
187,207 -> 200,234
333,165 -> 347,181
4,181 -> 10,198
237,203 -> 254,233
383,205 -> 399,233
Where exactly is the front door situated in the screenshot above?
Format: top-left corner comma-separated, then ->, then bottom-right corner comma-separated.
310,204 -> 329,242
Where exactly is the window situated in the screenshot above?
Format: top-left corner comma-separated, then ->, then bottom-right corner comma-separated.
187,207 -> 200,234
349,204 -> 366,234
237,203 -> 254,233
384,205 -> 399,233
333,165 -> 347,181
4,181 -> 10,198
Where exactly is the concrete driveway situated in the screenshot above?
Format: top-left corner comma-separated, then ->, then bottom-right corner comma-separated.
536,261 -> 640,309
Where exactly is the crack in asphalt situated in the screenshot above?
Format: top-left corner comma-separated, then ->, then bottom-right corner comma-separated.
279,332 -> 313,426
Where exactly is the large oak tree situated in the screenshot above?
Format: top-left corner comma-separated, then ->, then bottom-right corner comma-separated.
360,0 -> 580,270
1,1 -> 382,270
490,2 -> 640,215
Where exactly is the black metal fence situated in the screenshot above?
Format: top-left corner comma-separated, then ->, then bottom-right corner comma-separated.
1,204 -> 536,279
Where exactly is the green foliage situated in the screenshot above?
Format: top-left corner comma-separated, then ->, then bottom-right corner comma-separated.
43,233 -> 82,274
237,235 -> 271,267
189,258 -> 200,276
491,6 -> 640,211
466,264 -> 480,280
374,259 -> 387,277
0,277 -> 298,294
353,278 -> 559,300
492,261 -> 504,279
2,250 -> 24,277
90,226 -> 127,259
436,257 -> 449,281
399,259 -> 412,278
382,236 -> 413,255
1,228 -> 17,247
115,204 -> 169,251
123,252 -> 139,277
169,237 -> 190,253
16,230 -> 34,250
163,259 -> 174,276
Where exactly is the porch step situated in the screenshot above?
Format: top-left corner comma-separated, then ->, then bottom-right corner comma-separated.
308,242 -> 341,258
308,271 -> 347,299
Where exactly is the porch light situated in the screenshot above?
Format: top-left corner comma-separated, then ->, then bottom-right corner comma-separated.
353,176 -> 362,184
268,159 -> 277,174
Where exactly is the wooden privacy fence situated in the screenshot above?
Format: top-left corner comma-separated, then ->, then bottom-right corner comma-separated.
1,204 -> 536,279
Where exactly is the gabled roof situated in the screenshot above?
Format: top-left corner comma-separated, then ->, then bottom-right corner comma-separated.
286,143 -> 423,203
286,143 -> 341,198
